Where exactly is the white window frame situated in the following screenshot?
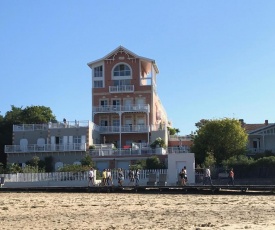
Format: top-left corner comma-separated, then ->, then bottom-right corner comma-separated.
112,63 -> 132,79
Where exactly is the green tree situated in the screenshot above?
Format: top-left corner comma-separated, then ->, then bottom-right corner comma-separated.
191,118 -> 248,165
145,156 -> 166,169
0,105 -> 56,166
81,155 -> 94,167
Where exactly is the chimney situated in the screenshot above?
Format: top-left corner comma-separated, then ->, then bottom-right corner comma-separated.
265,120 -> 268,125
239,119 -> 244,126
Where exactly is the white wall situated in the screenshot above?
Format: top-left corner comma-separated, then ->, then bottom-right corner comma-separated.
168,153 -> 195,185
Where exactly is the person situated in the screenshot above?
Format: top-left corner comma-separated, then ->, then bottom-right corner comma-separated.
102,169 -> 107,186
228,168 -> 235,185
128,169 -> 135,186
134,169 -> 140,186
203,166 -> 213,185
106,169 -> 113,186
183,166 -> 188,184
88,167 -> 94,187
118,168 -> 124,186
179,168 -> 186,186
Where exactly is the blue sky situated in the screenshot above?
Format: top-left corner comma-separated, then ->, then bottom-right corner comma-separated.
1,1 -> 275,135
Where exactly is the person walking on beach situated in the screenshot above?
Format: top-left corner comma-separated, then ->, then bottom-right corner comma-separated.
183,166 -> 188,184
88,167 -> 94,187
118,168 -> 124,186
102,169 -> 107,186
134,169 -> 140,186
179,168 -> 186,186
228,168 -> 235,185
107,169 -> 113,186
128,169 -> 135,186
203,166 -> 213,185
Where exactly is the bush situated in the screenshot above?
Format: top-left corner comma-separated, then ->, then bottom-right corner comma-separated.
150,137 -> 165,148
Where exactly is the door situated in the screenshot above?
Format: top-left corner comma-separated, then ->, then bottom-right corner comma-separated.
124,99 -> 132,110
125,119 -> 132,131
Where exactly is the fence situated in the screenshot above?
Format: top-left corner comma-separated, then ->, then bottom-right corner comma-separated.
0,169 -> 168,183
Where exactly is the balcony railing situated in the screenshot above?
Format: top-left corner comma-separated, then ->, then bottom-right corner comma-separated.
13,120 -> 90,132
109,85 -> 134,93
93,104 -> 150,114
99,125 -> 149,133
90,146 -> 190,157
5,143 -> 86,153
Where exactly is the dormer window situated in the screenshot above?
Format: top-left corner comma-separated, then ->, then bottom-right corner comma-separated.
113,64 -> 131,77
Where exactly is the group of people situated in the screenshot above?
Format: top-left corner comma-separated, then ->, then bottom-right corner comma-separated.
89,166 -> 236,187
203,167 -> 235,185
88,167 -> 140,187
116,168 -> 141,186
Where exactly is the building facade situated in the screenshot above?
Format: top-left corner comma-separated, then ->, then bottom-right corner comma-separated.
5,46 -> 187,171
87,46 -> 169,148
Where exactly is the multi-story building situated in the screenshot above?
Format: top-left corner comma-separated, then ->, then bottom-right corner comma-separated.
5,120 -> 99,170
87,46 -> 169,148
5,46 -> 180,171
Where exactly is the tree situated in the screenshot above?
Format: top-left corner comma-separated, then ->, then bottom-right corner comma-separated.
145,156 -> 166,169
191,118 -> 248,165
167,127 -> 180,136
0,105 -> 56,165
81,155 -> 94,167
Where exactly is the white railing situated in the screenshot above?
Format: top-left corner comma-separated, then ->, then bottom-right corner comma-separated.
109,85 -> 134,93
90,147 -> 189,156
169,135 -> 193,141
5,143 -> 86,153
93,104 -> 149,113
0,169 -> 168,183
99,125 -> 149,133
13,120 -> 90,131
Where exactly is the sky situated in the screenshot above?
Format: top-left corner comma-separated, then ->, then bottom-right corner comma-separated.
1,1 -> 275,135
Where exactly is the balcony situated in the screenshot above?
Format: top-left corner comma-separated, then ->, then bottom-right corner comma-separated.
93,104 -> 150,114
99,125 -> 149,134
13,120 -> 90,132
109,85 -> 134,93
5,143 -> 86,153
90,146 -> 190,157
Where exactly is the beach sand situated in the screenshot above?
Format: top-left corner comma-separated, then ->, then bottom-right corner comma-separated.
0,192 -> 275,229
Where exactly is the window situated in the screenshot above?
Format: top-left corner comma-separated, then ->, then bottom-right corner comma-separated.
100,100 -> 108,107
112,120 -> 120,126
112,100 -> 120,106
94,80 -> 103,88
113,79 -> 131,86
94,66 -> 103,77
73,136 -> 81,144
100,120 -> 108,126
113,64 -> 131,77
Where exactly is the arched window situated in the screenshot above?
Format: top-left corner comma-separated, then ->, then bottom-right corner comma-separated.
113,64 -> 131,77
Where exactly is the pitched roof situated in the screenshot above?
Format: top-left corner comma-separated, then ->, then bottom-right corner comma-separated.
243,123 -> 267,133
87,45 -> 159,73
248,123 -> 275,135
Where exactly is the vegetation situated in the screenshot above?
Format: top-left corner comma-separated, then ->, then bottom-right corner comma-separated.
0,105 -> 56,166
145,156 -> 166,169
150,137 -> 166,148
191,118 -> 248,165
167,127 -> 180,136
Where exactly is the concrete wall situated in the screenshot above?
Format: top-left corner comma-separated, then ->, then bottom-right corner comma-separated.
168,153 -> 195,185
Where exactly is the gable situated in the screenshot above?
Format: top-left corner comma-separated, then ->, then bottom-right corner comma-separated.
249,124 -> 275,135
105,47 -> 137,62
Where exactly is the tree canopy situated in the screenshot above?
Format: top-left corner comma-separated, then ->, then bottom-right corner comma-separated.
191,118 -> 248,165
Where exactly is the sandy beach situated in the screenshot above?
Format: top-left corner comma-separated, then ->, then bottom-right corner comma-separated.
0,192 -> 275,230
